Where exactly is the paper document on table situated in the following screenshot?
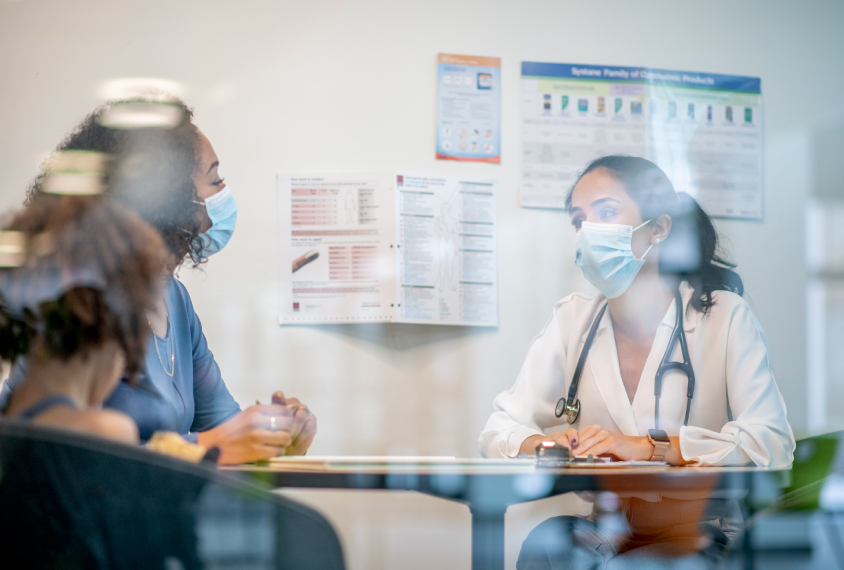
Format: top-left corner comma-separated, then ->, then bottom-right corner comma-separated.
279,173 -> 498,326
265,456 -> 668,472
562,460 -> 668,468
272,456 -> 456,463
536,456 -> 668,468
268,456 -> 535,472
270,456 -> 456,473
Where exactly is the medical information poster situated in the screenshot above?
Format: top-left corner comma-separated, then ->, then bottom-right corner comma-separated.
436,53 -> 502,163
279,173 -> 498,326
278,173 -> 397,324
520,62 -> 763,219
395,173 -> 498,326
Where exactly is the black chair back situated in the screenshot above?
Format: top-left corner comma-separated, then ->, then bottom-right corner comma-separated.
0,420 -> 345,570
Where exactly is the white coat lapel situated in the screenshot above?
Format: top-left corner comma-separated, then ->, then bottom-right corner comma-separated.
586,313 -> 640,436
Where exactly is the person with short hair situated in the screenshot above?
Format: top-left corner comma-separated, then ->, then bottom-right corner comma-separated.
0,195 -> 163,443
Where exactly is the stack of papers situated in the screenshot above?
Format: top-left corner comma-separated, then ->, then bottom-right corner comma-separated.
268,456 -> 532,472
266,456 -> 667,472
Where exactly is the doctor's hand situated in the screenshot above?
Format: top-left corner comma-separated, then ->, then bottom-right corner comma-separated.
197,404 -> 296,465
572,425 -> 652,461
270,391 -> 317,456
519,428 -> 579,456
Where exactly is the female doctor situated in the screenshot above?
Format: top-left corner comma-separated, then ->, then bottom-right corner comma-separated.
479,155 -> 794,468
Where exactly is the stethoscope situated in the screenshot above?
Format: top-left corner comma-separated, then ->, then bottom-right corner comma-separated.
555,289 -> 696,430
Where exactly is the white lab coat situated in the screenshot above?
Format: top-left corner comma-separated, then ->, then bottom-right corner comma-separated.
479,283 -> 795,467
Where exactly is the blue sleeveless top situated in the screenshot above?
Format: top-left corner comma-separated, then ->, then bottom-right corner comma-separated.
0,277 -> 241,441
15,394 -> 77,420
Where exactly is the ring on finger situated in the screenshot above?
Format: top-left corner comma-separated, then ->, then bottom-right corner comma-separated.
269,416 -> 278,432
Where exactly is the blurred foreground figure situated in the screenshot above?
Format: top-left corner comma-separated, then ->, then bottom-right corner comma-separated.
2,96 -> 316,464
479,155 -> 794,568
0,164 -> 344,568
0,190 -> 164,440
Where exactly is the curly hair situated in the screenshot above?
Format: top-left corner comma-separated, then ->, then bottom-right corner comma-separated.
25,98 -> 207,271
0,196 -> 165,378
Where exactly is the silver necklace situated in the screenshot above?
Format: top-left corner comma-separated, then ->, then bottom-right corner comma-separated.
148,311 -> 174,377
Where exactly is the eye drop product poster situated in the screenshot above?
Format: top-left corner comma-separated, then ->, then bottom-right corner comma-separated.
436,53 -> 501,164
520,62 -> 762,219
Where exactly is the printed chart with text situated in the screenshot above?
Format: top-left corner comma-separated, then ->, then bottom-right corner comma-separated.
278,173 -> 498,326
521,62 -> 763,219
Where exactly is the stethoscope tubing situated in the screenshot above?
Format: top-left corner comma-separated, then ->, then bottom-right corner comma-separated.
654,289 -> 696,429
556,289 -> 695,428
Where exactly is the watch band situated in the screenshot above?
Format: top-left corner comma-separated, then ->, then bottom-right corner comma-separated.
648,435 -> 670,461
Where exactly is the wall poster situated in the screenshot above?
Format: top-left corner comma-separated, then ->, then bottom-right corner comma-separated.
520,62 -> 763,219
436,53 -> 502,164
278,172 -> 498,326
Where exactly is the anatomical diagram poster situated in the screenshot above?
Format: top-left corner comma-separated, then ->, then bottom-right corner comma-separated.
278,172 -> 498,326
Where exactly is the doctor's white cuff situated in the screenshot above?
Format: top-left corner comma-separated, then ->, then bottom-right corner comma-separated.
679,424 -> 743,466
497,425 -> 545,458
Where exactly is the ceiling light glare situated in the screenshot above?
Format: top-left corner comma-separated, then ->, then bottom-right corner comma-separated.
41,173 -> 105,196
45,150 -> 108,174
97,101 -> 185,130
97,77 -> 184,101
0,232 -> 27,268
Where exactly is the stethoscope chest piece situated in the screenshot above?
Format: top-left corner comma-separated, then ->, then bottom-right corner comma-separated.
555,302 -> 608,426
555,397 -> 580,424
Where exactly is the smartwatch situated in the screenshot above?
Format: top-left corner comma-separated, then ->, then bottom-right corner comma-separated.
647,429 -> 670,462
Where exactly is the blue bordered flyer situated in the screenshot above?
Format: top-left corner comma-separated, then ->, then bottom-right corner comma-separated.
520,62 -> 763,219
436,53 -> 502,164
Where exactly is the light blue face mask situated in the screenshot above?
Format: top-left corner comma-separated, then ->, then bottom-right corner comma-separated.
197,187 -> 237,257
575,219 -> 653,299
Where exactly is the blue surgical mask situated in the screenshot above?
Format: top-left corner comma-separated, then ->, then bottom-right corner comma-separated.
198,187 -> 237,257
575,219 -> 653,299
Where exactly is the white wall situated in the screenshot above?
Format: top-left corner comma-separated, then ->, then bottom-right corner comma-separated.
2,1 -> 843,568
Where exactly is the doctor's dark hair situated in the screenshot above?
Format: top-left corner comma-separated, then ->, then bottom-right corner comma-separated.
0,197 -> 164,377
566,155 -> 743,313
24,98 -> 206,271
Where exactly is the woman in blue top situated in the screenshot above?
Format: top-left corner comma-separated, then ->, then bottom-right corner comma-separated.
2,98 -> 315,464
